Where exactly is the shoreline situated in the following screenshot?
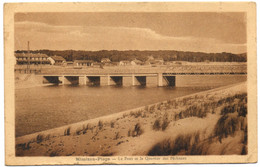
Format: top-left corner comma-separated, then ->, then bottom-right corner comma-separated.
16,81 -> 246,144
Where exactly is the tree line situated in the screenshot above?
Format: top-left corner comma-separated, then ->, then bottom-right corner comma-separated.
15,50 -> 247,62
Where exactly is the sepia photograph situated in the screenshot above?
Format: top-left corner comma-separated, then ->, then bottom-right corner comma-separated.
4,2 -> 257,165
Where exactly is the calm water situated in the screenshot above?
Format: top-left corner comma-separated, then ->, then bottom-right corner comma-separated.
15,75 -> 246,137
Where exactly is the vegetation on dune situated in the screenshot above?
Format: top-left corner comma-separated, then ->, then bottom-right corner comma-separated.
36,134 -> 44,143
130,110 -> 143,118
98,120 -> 104,130
75,127 -> 82,135
16,141 -> 31,152
114,132 -> 120,140
148,132 -> 203,155
148,93 -> 248,156
64,127 -> 71,136
214,95 -> 247,144
128,123 -> 143,137
152,119 -> 161,131
110,121 -> 115,128
49,150 -> 60,157
82,124 -> 88,134
153,113 -> 170,131
241,145 -> 247,155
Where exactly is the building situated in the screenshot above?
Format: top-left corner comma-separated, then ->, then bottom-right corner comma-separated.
15,53 -> 50,65
119,60 -> 131,66
48,55 -> 66,65
74,60 -> 93,66
130,59 -> 143,66
101,58 -> 111,63
145,56 -> 154,65
147,56 -> 155,61
101,58 -> 112,66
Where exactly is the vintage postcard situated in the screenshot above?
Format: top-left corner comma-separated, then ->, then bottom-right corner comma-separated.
4,2 -> 257,165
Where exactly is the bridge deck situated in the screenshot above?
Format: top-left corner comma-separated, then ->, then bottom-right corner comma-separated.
15,64 -> 247,75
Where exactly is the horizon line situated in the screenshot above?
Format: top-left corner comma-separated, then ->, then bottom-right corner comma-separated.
14,49 -> 247,55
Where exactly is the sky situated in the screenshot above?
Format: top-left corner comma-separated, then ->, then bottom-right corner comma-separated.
14,12 -> 246,53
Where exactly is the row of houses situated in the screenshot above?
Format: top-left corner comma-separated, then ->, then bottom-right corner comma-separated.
15,53 -> 50,65
15,53 -> 165,67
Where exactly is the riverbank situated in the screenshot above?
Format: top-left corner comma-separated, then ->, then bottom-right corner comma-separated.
15,73 -> 54,89
16,82 -> 247,156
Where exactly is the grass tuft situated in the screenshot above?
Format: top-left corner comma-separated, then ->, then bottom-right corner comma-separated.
64,127 -> 71,136
241,145 -> 247,155
36,134 -> 44,143
76,127 -> 82,135
148,132 -> 203,155
82,124 -> 88,134
128,123 -> 143,137
153,119 -> 161,131
110,121 -> 115,128
50,150 -> 59,157
98,120 -> 103,130
114,132 -> 120,140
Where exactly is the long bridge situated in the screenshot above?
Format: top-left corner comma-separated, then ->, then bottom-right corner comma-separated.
16,64 -> 247,87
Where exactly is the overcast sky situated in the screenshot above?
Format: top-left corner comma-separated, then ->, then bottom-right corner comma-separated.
15,12 -> 246,53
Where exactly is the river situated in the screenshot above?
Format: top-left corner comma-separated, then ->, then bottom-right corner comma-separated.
15,75 -> 246,137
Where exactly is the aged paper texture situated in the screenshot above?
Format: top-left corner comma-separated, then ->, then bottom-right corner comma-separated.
4,2 -> 257,165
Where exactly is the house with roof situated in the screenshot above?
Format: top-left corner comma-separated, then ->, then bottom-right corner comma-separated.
74,60 -> 94,67
101,58 -> 111,63
131,59 -> 143,66
147,56 -> 154,61
15,53 -> 50,65
119,60 -> 131,66
48,55 -> 66,65
101,58 -> 112,66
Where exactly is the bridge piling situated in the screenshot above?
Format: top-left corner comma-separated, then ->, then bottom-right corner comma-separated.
132,74 -> 136,86
100,76 -> 108,86
123,76 -> 132,86
158,73 -> 163,87
79,76 -> 87,85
